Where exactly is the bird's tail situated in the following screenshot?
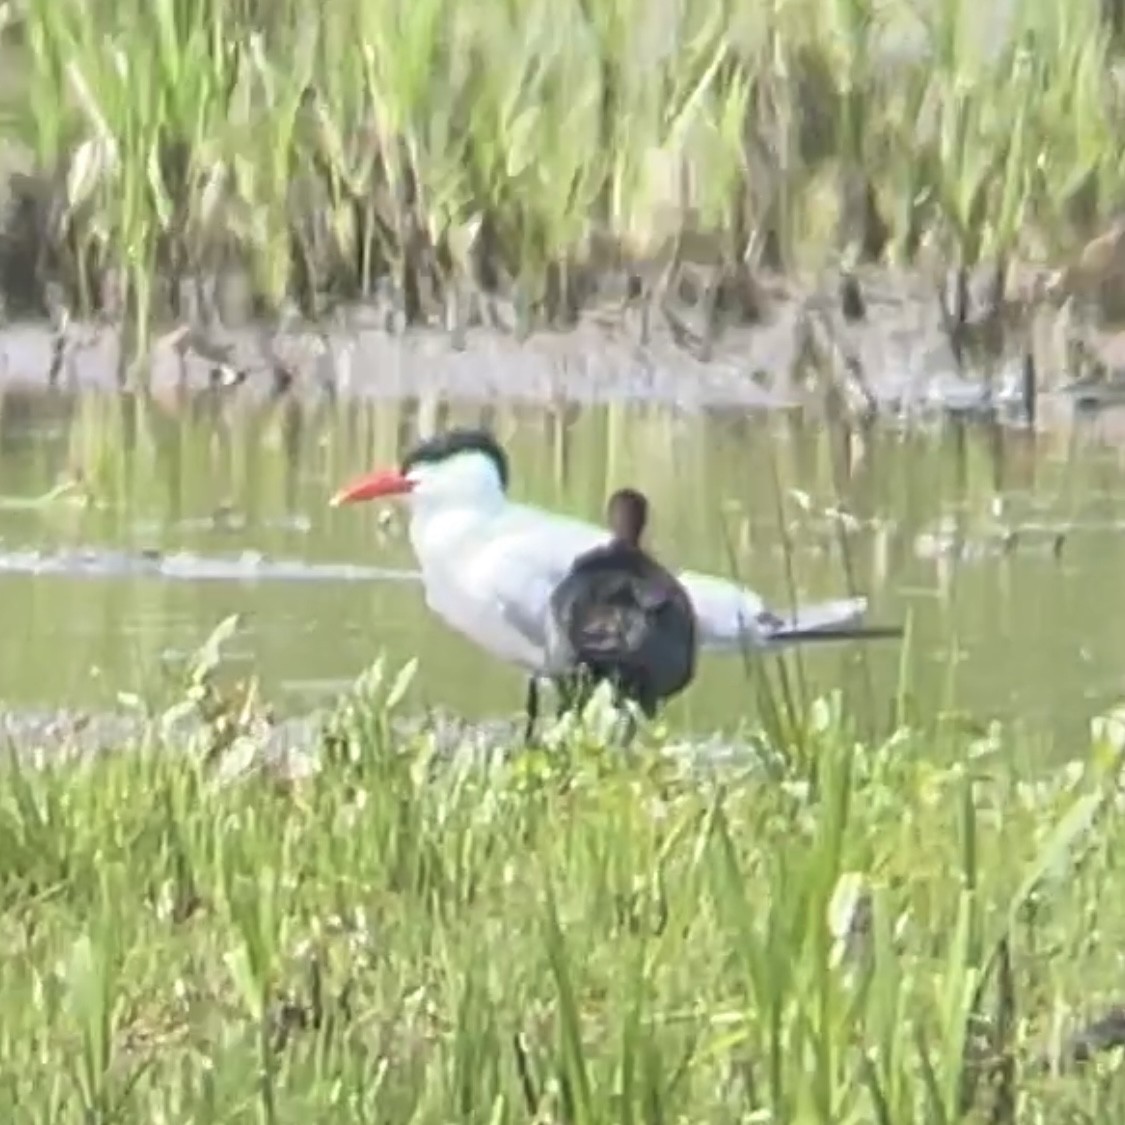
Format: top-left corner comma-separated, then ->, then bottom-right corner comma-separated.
762,596 -> 903,648
765,623 -> 905,645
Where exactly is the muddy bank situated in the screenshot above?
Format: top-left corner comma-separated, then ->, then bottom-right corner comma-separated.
0,703 -> 747,779
0,705 -> 489,779
0,264 -> 1123,428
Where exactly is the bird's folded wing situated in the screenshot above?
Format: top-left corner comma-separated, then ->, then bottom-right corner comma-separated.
483,553 -> 570,653
494,581 -> 553,650
468,514 -> 607,658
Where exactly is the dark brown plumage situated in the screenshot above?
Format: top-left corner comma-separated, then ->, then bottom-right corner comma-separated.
544,487 -> 698,730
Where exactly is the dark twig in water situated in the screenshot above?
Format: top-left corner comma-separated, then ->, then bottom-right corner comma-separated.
840,272 -> 866,322
47,309 -> 68,390
1022,350 -> 1037,430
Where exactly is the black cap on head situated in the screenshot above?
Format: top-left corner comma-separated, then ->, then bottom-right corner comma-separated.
606,487 -> 648,545
401,428 -> 510,490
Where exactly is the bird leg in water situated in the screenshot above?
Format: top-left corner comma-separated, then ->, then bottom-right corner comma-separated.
554,674 -> 581,718
525,674 -> 592,744
523,677 -> 539,744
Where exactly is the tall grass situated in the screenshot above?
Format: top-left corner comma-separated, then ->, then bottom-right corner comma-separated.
1,0 -> 1124,336
0,617 -> 1123,1120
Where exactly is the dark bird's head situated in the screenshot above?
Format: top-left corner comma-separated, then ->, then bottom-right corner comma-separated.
606,487 -> 648,548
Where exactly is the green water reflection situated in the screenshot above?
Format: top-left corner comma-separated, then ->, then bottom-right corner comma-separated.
0,387 -> 1123,750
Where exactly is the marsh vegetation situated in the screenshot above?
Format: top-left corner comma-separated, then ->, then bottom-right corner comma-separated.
1,0 -> 1125,351
1,618 -> 1124,1121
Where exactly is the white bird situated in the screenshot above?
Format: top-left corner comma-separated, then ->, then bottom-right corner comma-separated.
330,428 -> 901,735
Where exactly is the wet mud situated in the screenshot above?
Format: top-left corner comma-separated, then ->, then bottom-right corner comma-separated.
0,702 -> 752,781
0,262 -> 1122,431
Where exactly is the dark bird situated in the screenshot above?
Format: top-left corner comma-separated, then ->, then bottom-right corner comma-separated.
540,487 -> 698,740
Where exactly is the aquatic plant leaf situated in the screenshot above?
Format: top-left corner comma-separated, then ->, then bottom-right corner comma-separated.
541,880 -> 594,1120
385,658 -> 419,713
1090,704 -> 1125,758
190,614 -> 243,682
66,137 -> 116,212
198,161 -> 228,228
64,932 -> 114,1113
146,141 -> 173,231
214,737 -> 261,785
827,870 -> 870,965
115,692 -> 145,714
1003,787 -> 1105,923
663,26 -> 727,148
504,108 -> 541,181
224,943 -> 264,1023
64,934 -> 100,1027
990,90 -> 1030,253
64,60 -> 115,147
159,698 -> 199,742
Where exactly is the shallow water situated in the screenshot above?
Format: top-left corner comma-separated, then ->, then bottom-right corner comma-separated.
2,375 -> 1125,757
